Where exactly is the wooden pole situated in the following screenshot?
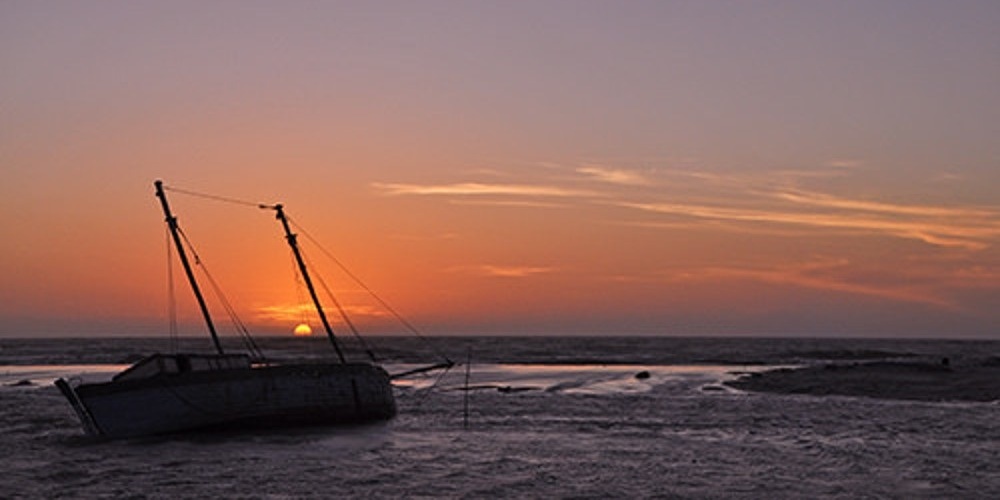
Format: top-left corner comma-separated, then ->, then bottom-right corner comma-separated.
463,348 -> 472,430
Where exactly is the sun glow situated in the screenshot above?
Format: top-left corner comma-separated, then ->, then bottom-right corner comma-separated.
293,323 -> 313,336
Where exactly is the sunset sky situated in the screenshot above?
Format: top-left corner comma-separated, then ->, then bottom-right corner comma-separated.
3,1 -> 998,338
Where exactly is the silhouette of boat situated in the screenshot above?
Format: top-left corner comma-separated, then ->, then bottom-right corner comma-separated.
55,180 -> 433,438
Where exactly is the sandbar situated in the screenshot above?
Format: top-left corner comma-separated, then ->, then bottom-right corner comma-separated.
725,359 -> 1000,402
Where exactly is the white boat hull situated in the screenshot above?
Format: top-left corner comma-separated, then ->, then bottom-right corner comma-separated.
57,362 -> 396,439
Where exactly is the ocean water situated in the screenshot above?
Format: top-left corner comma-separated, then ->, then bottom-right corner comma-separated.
1,336 -> 998,499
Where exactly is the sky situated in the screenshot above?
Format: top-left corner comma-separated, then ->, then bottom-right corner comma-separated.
2,1 -> 999,339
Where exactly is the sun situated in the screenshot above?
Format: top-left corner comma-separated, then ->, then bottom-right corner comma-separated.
293,323 -> 313,336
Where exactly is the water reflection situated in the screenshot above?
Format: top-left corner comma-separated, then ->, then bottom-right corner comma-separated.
0,365 -> 127,387
391,363 -> 778,395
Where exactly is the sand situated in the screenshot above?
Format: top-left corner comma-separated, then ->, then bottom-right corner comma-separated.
725,358 -> 1000,402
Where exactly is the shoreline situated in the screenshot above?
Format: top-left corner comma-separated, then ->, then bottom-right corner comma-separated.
725,359 -> 1000,402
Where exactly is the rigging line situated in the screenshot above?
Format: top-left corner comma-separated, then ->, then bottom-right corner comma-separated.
163,184 -> 269,209
176,226 -> 265,361
288,216 -> 453,364
411,363 -> 454,410
298,246 -> 378,363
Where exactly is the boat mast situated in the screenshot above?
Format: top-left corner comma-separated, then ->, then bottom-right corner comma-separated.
154,180 -> 225,355
269,204 -> 347,363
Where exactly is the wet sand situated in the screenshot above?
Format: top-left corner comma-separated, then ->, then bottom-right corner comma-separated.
726,359 -> 1000,402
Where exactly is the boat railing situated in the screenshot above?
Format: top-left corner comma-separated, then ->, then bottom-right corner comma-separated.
113,354 -> 252,382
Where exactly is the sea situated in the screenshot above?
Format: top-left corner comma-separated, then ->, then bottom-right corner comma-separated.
1,336 -> 998,499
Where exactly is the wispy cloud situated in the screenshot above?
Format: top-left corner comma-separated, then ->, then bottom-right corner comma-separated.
620,194 -> 1000,250
376,164 -> 1000,250
932,172 -> 964,183
772,188 -> 996,218
373,182 -> 596,198
662,259 -> 960,310
256,303 -> 387,324
451,264 -> 556,278
576,165 -> 650,186
387,232 -> 461,241
947,265 -> 1000,288
826,159 -> 864,169
370,163 -> 996,324
256,304 -> 315,324
448,199 -> 571,209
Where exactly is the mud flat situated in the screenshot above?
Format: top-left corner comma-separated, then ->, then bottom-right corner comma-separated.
726,358 -> 1000,402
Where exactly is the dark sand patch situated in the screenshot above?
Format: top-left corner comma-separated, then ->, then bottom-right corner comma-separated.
725,360 -> 1000,402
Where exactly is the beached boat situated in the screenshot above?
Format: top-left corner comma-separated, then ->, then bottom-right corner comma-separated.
56,181 -> 411,439
56,355 -> 395,438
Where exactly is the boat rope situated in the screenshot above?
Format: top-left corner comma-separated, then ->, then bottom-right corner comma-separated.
289,216 -> 454,366
175,226 -> 266,361
297,247 -> 379,363
163,184 -> 268,209
407,362 -> 455,410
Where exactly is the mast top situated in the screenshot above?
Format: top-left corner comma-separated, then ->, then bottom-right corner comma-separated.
154,179 -> 224,355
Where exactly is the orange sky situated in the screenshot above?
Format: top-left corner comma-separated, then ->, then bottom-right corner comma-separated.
2,2 -> 999,338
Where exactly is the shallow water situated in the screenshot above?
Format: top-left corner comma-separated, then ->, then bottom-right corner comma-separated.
1,337 -> 998,498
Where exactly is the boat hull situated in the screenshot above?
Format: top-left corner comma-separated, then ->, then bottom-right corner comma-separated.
57,363 -> 396,439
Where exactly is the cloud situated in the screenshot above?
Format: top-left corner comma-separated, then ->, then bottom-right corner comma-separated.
576,165 -> 649,186
387,232 -> 461,241
534,161 -> 564,170
947,266 -> 1000,288
373,182 -> 596,198
826,159 -> 864,169
256,303 -> 388,324
452,264 -> 556,278
448,199 -> 571,209
663,259 -> 960,310
932,172 -> 964,183
256,303 -> 315,324
772,188 -> 996,218
376,164 -> 1000,251
620,193 -> 1000,250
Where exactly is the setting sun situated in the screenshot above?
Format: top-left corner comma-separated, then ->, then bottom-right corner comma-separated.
293,323 -> 313,337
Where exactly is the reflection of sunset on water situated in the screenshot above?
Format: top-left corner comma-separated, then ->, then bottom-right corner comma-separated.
390,363 -> 782,395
